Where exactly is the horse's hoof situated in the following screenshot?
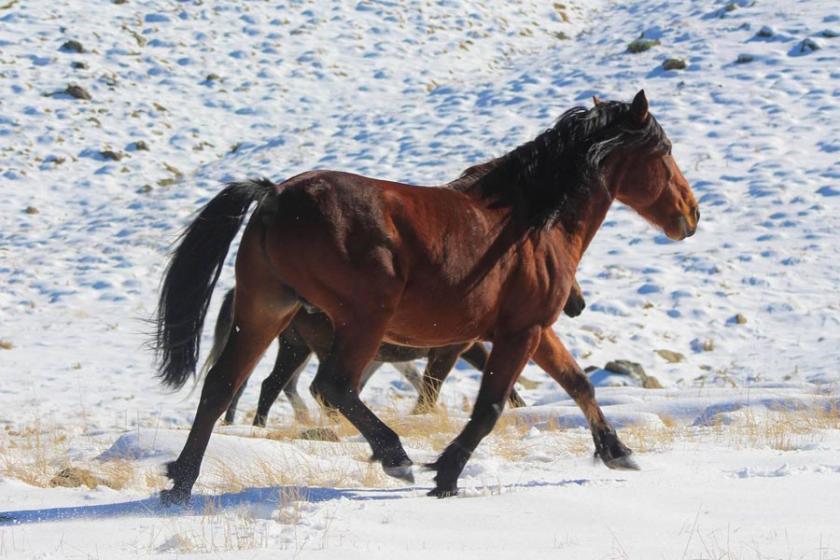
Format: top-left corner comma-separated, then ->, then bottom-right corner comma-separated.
383,463 -> 415,483
427,485 -> 458,498
604,454 -> 640,471
160,487 -> 191,507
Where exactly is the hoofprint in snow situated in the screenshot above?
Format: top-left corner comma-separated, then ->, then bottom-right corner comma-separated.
0,0 -> 838,558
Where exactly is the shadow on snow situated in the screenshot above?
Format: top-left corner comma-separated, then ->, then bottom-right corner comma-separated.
0,479 -> 600,526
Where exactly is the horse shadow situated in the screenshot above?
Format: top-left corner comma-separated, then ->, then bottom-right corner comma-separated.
0,479 -> 605,526
0,485 -> 415,526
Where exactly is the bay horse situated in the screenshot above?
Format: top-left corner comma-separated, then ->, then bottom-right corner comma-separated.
213,279 -> 585,426
155,90 -> 698,503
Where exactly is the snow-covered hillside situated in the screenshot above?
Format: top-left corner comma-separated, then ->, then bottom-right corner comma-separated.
1,0 -> 838,558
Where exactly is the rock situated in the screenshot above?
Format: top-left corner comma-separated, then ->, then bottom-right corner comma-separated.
584,365 -> 599,373
604,359 -> 646,378
794,38 -> 820,54
60,40 -> 84,53
655,349 -> 686,363
603,360 -> 663,389
137,185 -> 153,194
734,313 -> 748,324
128,140 -> 149,151
113,0 -> 128,3
65,84 -> 92,100
100,150 -> 123,161
0,340 -> 13,350
735,54 -> 754,64
755,25 -> 774,38
24,206 -> 39,215
297,427 -> 340,442
691,338 -> 715,352
163,163 -> 183,179
50,467 -> 107,489
724,2 -> 737,12
627,38 -> 660,53
642,376 -> 663,389
662,58 -> 686,70
206,73 -> 222,82
72,61 -> 88,70
820,29 -> 839,38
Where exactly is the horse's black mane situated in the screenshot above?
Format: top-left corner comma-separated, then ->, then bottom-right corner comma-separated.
449,100 -> 670,230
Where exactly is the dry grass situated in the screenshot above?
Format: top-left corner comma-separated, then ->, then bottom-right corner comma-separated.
622,397 -> 840,453
3,391 -> 836,504
152,508 -> 272,554
0,422 -> 156,492
713,400 -> 840,451
1,422 -> 70,487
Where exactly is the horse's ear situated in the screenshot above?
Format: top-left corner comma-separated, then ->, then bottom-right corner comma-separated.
592,95 -> 602,107
630,90 -> 649,124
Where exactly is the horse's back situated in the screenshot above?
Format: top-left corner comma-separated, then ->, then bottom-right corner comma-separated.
257,170 -> 502,340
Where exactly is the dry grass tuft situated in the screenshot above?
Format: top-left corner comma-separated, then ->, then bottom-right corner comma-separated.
621,396 -> 840,453
153,508 -> 274,554
719,400 -> 840,451
0,422 -> 159,492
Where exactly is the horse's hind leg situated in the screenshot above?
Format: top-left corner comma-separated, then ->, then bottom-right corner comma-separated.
223,381 -> 247,425
279,357 -> 313,424
310,320 -> 413,482
358,361 -> 384,391
412,345 -> 464,414
162,290 -> 300,505
391,362 -> 422,393
254,333 -> 312,427
532,328 -> 637,470
427,327 -> 542,497
439,343 -> 527,409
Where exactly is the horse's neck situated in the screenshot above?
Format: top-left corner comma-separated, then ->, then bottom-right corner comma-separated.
566,185 -> 615,262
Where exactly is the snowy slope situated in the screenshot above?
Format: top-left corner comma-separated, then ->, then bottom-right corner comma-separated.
1,0 -> 839,558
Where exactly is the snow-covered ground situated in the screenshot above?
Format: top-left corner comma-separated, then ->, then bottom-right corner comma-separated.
1,0 -> 839,558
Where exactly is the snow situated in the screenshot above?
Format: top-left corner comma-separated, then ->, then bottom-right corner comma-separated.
1,0 -> 839,558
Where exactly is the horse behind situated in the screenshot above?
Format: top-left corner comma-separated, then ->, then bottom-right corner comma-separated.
212,279 -> 585,426
154,90 -> 698,503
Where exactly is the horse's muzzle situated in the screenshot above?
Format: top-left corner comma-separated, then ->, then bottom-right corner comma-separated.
675,206 -> 699,239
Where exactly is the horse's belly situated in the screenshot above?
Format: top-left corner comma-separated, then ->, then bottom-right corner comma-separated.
383,287 -> 492,347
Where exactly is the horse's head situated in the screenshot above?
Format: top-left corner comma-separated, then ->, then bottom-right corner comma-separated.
606,91 -> 699,240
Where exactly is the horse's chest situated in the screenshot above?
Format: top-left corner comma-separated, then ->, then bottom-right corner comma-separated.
505,253 -> 571,327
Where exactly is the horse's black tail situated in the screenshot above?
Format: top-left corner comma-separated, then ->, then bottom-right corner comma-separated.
155,179 -> 275,389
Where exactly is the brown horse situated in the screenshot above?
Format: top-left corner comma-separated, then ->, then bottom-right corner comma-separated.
155,90 -> 698,503
213,279 -> 585,426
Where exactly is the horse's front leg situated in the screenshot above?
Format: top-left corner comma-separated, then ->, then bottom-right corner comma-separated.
459,343 -> 527,409
532,328 -> 637,470
427,327 -> 542,497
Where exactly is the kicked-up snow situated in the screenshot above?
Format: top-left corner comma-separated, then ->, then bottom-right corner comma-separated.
0,0 -> 838,558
